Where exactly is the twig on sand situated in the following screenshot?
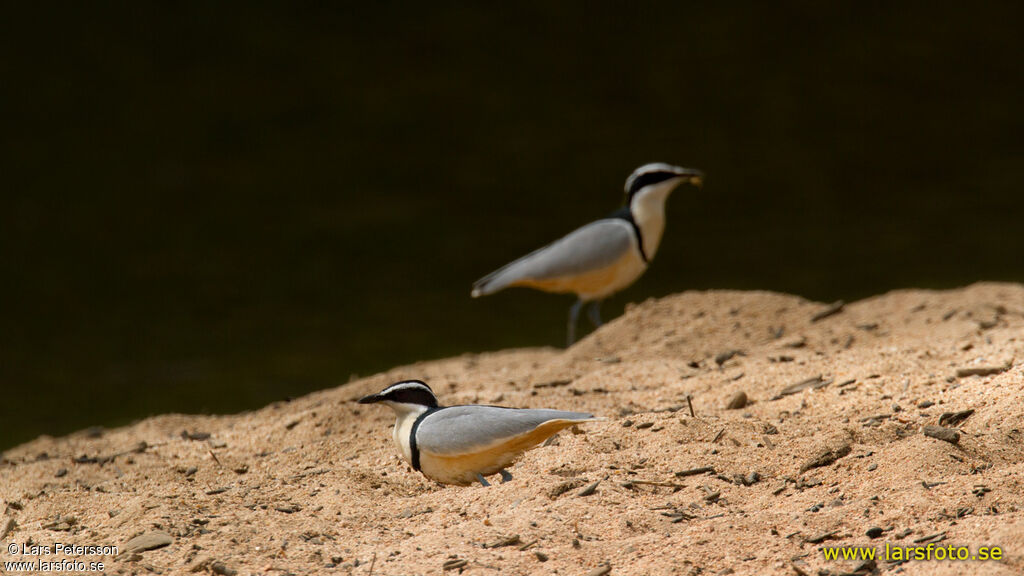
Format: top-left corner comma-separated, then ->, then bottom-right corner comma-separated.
442,558 -> 468,571
772,375 -> 832,400
623,479 -> 685,489
938,409 -> 975,427
811,300 -> 845,322
799,442 -> 851,473
955,360 -> 1012,378
578,480 -> 601,497
675,466 -> 715,478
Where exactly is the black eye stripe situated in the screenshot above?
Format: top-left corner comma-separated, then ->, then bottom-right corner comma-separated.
380,380 -> 431,395
385,387 -> 438,407
628,171 -> 680,194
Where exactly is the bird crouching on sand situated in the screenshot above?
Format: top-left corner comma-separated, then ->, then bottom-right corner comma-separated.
471,162 -> 704,345
358,379 -> 598,486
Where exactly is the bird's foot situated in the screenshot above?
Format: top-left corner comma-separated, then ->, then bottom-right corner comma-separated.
499,469 -> 513,483
567,299 -> 584,347
476,473 -> 491,487
587,300 -> 603,328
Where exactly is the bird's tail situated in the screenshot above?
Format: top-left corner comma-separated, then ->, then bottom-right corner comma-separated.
470,276 -> 497,298
470,264 -> 519,298
471,241 -> 558,298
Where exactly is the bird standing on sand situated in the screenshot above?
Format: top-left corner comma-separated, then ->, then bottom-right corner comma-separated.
471,163 -> 704,345
358,380 -> 597,486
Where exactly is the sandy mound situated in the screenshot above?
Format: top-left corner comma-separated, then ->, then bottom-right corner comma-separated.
2,283 -> 1023,575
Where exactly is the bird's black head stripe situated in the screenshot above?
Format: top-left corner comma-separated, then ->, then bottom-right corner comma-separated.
385,387 -> 439,408
627,170 -> 681,196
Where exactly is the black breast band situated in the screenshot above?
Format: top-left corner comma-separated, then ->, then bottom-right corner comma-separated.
408,408 -> 439,471
610,207 -> 648,263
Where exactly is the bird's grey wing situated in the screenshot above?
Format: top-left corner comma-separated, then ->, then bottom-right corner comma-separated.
472,218 -> 638,296
415,406 -> 594,455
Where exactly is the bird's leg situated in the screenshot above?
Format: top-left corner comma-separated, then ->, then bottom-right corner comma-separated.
476,473 -> 491,487
567,298 -> 583,347
499,469 -> 513,483
587,300 -> 603,328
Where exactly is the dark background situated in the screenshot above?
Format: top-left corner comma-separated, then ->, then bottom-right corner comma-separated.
2,3 -> 1022,450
